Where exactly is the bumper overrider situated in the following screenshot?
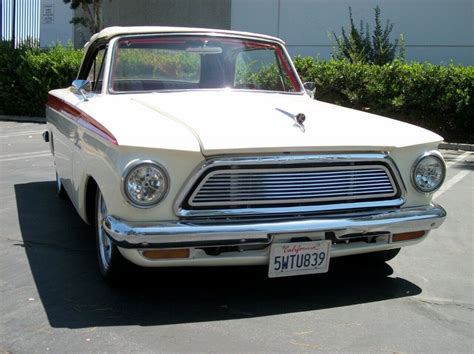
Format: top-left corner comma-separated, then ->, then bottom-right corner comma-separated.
103,204 -> 446,252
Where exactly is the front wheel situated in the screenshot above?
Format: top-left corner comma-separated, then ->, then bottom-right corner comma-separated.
95,188 -> 130,284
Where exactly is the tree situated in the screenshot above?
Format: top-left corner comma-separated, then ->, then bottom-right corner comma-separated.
63,0 -> 111,34
332,6 -> 404,65
332,7 -> 372,64
371,6 -> 397,65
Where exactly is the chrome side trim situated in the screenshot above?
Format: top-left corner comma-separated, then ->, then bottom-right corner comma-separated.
173,153 -> 407,218
103,204 -> 446,249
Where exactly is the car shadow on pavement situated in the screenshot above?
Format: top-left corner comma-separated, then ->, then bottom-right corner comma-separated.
15,181 -> 422,329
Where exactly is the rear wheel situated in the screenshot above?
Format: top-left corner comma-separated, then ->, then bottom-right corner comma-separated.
95,188 -> 129,284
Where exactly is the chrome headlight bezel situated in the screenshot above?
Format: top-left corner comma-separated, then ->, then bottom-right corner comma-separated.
121,160 -> 170,208
411,151 -> 446,193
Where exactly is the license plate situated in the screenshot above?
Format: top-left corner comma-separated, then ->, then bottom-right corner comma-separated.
268,240 -> 331,278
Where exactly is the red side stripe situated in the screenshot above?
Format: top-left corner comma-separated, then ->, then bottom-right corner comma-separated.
47,95 -> 118,145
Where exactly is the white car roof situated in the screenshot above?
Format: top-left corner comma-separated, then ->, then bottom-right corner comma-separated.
85,26 -> 285,49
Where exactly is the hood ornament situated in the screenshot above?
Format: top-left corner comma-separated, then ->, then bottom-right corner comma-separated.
275,109 -> 306,133
295,113 -> 306,132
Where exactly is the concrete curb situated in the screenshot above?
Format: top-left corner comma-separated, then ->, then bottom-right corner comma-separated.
0,115 -> 45,124
1,115 -> 473,151
439,143 -> 474,152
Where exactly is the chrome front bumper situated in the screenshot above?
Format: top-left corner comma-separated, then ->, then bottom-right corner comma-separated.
103,204 -> 446,249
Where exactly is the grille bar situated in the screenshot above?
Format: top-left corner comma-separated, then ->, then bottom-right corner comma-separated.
188,165 -> 398,208
195,188 -> 394,197
208,170 -> 387,179
200,177 -> 389,186
210,170 -> 385,176
199,180 -> 391,189
196,184 -> 393,195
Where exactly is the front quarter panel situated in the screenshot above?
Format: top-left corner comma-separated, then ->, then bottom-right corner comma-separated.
75,137 -> 204,224
47,90 -> 205,224
389,142 -> 444,208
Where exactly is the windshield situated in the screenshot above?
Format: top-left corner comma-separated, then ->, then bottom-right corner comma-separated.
110,35 -> 302,93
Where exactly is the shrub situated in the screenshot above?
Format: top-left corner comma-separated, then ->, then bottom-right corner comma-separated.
0,41 -> 83,117
294,56 -> 474,143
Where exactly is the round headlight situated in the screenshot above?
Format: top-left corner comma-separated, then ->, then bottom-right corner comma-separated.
123,161 -> 169,207
412,153 -> 445,193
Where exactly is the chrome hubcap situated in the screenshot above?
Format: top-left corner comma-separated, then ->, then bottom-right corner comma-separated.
97,193 -> 112,269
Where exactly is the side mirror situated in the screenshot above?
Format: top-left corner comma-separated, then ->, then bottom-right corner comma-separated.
303,82 -> 316,99
71,79 -> 91,101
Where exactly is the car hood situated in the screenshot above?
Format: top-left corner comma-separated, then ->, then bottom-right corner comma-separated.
129,90 -> 442,155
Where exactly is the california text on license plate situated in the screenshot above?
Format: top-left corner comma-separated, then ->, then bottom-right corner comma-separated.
268,240 -> 331,278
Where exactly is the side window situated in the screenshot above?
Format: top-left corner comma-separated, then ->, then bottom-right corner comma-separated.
86,48 -> 106,92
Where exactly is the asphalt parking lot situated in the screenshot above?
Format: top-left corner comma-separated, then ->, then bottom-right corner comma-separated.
1,121 -> 473,353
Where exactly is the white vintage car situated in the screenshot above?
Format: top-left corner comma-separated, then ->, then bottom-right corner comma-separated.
45,26 -> 447,282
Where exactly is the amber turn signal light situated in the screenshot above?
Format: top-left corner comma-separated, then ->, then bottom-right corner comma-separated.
142,249 -> 190,259
392,231 -> 426,242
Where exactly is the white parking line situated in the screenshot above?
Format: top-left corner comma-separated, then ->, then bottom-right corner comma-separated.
0,131 -> 43,138
0,150 -> 50,159
0,151 -> 51,162
446,151 -> 472,167
434,170 -> 471,200
433,151 -> 473,200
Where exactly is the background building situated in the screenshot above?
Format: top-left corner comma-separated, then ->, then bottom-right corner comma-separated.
1,0 -> 73,47
2,0 -> 41,46
40,0 -> 74,46
97,0 -> 473,65
230,0 -> 473,65
2,0 -> 472,64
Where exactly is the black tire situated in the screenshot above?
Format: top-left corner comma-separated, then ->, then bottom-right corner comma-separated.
95,187 -> 130,284
56,172 -> 68,199
358,248 -> 401,264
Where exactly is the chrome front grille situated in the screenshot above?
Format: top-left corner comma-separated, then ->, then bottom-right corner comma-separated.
187,165 -> 398,208
175,154 -> 406,218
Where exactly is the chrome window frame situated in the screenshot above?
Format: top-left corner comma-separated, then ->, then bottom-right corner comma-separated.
174,153 -> 407,219
106,33 -> 305,95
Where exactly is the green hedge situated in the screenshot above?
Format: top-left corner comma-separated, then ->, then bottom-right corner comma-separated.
0,41 -> 83,117
0,42 -> 472,142
294,57 -> 473,143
